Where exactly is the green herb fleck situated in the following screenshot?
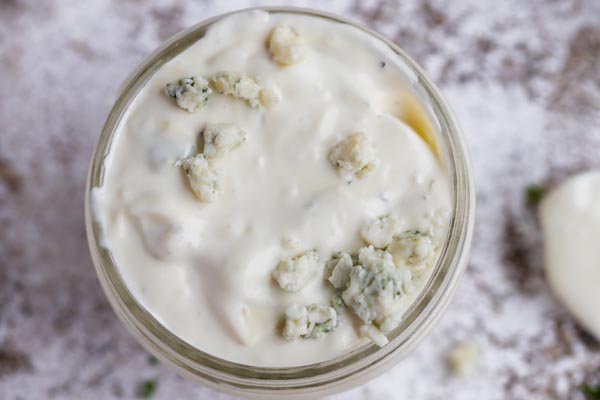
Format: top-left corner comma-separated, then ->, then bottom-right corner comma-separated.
525,184 -> 545,206
583,384 -> 600,399
137,379 -> 157,398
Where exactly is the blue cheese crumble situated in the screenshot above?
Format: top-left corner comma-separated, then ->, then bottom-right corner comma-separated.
325,246 -> 411,346
202,123 -> 247,159
165,76 -> 212,112
388,230 -> 434,274
361,214 -> 402,249
259,84 -> 282,109
326,252 -> 355,289
448,341 -> 479,377
175,154 -> 220,202
283,303 -> 338,340
360,323 -> 389,347
341,246 -> 404,329
328,132 -> 379,181
268,24 -> 306,66
210,71 -> 262,108
273,249 -> 320,292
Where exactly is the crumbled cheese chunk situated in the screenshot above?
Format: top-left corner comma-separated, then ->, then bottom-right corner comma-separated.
326,252 -> 354,289
305,304 -> 338,338
400,266 -> 416,295
282,304 -> 308,339
283,303 -> 338,340
175,154 -> 220,202
360,323 -> 389,347
379,313 -> 403,334
132,212 -> 179,260
328,132 -> 378,181
268,24 -> 305,65
210,71 -> 261,108
426,207 -> 452,241
202,123 -> 246,159
165,76 -> 212,112
361,214 -> 402,248
388,230 -> 434,273
448,341 -> 479,377
259,84 -> 282,109
339,246 -> 405,346
273,250 -> 320,292
330,295 -> 346,318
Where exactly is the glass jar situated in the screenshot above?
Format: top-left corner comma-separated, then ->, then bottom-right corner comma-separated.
85,7 -> 475,398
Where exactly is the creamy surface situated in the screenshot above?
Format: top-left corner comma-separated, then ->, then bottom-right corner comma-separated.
541,171 -> 600,341
92,10 -> 451,367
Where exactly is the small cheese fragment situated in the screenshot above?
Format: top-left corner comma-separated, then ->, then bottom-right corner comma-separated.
210,71 -> 261,108
268,24 -> 305,65
330,295 -> 346,317
283,303 -> 338,340
447,341 -> 479,377
202,123 -> 246,159
326,252 -> 354,289
259,85 -> 282,109
329,132 -> 378,181
282,304 -> 308,339
388,230 -> 434,273
361,214 -> 401,248
165,76 -> 212,112
360,323 -> 389,347
272,250 -> 320,292
175,154 -> 220,202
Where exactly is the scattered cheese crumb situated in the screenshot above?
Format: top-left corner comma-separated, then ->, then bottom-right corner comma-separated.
210,71 -> 261,108
329,132 -> 379,181
331,295 -> 346,317
273,250 -> 320,292
165,76 -> 212,112
326,252 -> 354,289
202,123 -> 246,159
425,207 -> 452,241
360,323 -> 389,347
175,154 -> 221,202
259,84 -> 282,109
388,230 -> 434,274
447,341 -> 479,377
282,304 -> 308,339
361,214 -> 402,248
268,24 -> 305,65
283,303 -> 338,340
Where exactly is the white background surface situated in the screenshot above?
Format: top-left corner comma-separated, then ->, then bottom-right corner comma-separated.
1,0 -> 600,399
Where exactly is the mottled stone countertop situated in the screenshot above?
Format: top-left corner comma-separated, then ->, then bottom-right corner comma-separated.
1,0 -> 600,399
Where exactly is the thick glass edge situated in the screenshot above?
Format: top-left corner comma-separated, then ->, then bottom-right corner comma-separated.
84,6 -> 476,396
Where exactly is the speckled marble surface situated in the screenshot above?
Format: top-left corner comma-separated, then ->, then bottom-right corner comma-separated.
1,0 -> 600,399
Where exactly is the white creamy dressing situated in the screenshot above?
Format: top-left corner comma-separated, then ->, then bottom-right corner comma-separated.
541,171 -> 600,340
92,10 -> 451,366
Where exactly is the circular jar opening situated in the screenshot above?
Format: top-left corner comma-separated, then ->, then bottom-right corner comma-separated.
85,6 -> 475,398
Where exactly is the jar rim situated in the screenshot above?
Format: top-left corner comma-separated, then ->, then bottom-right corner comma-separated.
85,6 -> 475,398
